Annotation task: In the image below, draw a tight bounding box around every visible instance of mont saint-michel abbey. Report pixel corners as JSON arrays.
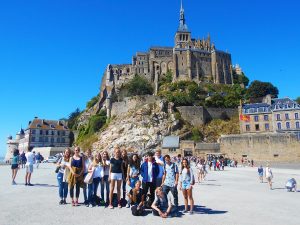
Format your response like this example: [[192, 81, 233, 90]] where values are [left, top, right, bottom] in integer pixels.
[[103, 1, 233, 98]]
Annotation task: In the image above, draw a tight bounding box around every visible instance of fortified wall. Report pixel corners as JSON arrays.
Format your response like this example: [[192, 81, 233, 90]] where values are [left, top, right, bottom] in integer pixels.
[[111, 96, 163, 117], [220, 133, 300, 162], [177, 106, 237, 126]]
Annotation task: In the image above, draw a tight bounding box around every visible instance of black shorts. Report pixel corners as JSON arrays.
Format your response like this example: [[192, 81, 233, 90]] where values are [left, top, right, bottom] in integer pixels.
[[11, 164, 18, 169]]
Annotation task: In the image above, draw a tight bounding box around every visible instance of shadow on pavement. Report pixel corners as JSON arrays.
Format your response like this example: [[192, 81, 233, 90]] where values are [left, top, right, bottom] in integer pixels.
[[198, 184, 221, 187], [33, 183, 58, 188], [272, 188, 285, 190], [178, 205, 227, 215]]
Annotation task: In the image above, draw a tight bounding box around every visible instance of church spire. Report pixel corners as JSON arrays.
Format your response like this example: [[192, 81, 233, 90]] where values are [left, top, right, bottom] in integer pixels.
[[178, 0, 188, 32]]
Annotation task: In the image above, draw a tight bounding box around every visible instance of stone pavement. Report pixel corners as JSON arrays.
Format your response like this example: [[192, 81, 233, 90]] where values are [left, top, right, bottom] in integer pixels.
[[0, 164, 299, 225]]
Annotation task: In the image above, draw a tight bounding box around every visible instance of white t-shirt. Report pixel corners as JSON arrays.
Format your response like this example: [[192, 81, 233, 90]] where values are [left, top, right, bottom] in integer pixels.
[[93, 165, 104, 178], [147, 162, 153, 182], [155, 156, 164, 178], [25, 152, 35, 166], [103, 160, 110, 176]]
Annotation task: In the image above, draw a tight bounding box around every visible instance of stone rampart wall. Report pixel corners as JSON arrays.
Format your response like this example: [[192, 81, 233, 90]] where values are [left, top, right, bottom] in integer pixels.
[[220, 133, 300, 162]]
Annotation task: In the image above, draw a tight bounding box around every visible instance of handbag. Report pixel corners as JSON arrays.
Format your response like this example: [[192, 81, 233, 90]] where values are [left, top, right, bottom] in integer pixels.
[[55, 158, 62, 173], [84, 168, 95, 184], [55, 166, 60, 173]]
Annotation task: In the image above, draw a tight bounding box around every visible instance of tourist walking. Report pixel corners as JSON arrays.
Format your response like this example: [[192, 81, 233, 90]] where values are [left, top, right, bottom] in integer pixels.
[[56, 148, 71, 205], [101, 151, 110, 206], [140, 152, 159, 205], [25, 148, 35, 186], [126, 153, 141, 208], [11, 149, 19, 185], [196, 161, 205, 183], [35, 152, 42, 169], [179, 158, 195, 214], [68, 147, 84, 206], [154, 149, 164, 187], [128, 181, 145, 216], [258, 165, 264, 183], [151, 187, 177, 218], [265, 164, 273, 190], [20, 151, 26, 168], [109, 148, 124, 209], [161, 155, 179, 209]]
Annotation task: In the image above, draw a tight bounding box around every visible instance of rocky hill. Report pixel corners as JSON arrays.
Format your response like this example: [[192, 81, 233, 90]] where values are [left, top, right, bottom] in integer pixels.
[[92, 99, 190, 152]]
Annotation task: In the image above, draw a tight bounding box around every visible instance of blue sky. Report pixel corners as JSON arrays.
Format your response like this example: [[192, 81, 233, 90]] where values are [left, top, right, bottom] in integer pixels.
[[0, 0, 299, 157]]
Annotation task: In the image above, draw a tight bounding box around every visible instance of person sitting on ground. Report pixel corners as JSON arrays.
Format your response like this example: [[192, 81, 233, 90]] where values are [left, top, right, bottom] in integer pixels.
[[128, 181, 145, 216], [285, 178, 297, 192], [151, 187, 177, 218]]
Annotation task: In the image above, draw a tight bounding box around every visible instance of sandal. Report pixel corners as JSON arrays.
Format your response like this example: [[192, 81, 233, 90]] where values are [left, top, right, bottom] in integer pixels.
[[72, 200, 75, 207], [118, 204, 122, 208], [75, 200, 79, 206], [109, 204, 114, 209]]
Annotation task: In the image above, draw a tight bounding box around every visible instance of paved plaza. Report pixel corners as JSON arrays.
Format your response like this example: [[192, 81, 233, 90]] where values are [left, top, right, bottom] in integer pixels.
[[0, 163, 299, 225]]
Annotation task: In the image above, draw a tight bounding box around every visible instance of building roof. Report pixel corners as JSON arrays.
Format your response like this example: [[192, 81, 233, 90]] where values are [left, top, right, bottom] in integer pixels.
[[242, 97, 300, 114], [243, 103, 270, 110], [28, 119, 69, 131], [271, 98, 300, 110], [161, 136, 180, 149]]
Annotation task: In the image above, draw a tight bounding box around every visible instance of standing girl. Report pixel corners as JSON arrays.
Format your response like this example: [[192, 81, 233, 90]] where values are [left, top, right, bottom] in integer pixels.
[[68, 147, 84, 206], [126, 153, 140, 207], [109, 148, 124, 209], [87, 152, 103, 207], [11, 149, 19, 185], [56, 148, 71, 204], [101, 151, 110, 206], [179, 158, 195, 214], [121, 148, 129, 201]]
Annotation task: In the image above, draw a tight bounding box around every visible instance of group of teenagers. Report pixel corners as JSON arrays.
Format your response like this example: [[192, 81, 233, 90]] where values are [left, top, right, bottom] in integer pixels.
[[56, 147, 195, 217]]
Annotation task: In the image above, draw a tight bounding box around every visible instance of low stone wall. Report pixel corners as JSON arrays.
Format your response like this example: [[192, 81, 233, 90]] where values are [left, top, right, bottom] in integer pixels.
[[220, 133, 300, 162], [194, 143, 220, 156], [111, 95, 161, 117], [32, 147, 73, 159], [177, 106, 237, 126]]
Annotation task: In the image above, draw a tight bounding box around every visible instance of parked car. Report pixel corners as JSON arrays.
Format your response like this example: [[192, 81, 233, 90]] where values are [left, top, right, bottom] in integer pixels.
[[44, 156, 58, 163]]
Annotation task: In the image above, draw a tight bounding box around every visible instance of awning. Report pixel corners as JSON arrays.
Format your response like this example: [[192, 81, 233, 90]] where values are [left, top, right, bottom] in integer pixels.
[[162, 136, 180, 149]]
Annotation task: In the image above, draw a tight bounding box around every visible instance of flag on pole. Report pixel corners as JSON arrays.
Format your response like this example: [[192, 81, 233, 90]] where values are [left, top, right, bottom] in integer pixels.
[[240, 114, 250, 122]]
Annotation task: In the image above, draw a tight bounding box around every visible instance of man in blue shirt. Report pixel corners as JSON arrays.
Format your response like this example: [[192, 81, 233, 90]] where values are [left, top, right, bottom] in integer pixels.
[[161, 155, 179, 209]]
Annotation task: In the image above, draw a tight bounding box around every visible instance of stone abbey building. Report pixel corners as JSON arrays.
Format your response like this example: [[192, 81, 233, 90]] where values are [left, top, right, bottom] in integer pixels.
[[102, 0, 233, 101]]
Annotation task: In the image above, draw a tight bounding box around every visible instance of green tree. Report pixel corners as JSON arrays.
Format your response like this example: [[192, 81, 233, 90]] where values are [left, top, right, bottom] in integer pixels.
[[295, 97, 300, 105], [126, 75, 154, 96], [246, 80, 279, 98], [86, 95, 99, 109], [68, 108, 81, 130], [233, 71, 250, 87]]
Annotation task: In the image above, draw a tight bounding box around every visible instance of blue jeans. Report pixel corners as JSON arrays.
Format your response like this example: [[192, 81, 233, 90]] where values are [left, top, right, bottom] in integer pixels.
[[93, 177, 101, 199], [83, 173, 88, 202], [101, 175, 110, 203], [88, 183, 94, 204], [57, 172, 68, 199]]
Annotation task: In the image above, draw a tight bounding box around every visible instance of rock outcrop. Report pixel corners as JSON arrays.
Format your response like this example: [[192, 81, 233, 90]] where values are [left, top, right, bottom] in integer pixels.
[[92, 99, 189, 153]]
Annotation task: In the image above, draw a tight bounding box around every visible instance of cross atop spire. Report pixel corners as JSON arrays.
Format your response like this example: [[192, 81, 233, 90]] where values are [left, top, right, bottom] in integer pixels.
[[178, 0, 188, 32]]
